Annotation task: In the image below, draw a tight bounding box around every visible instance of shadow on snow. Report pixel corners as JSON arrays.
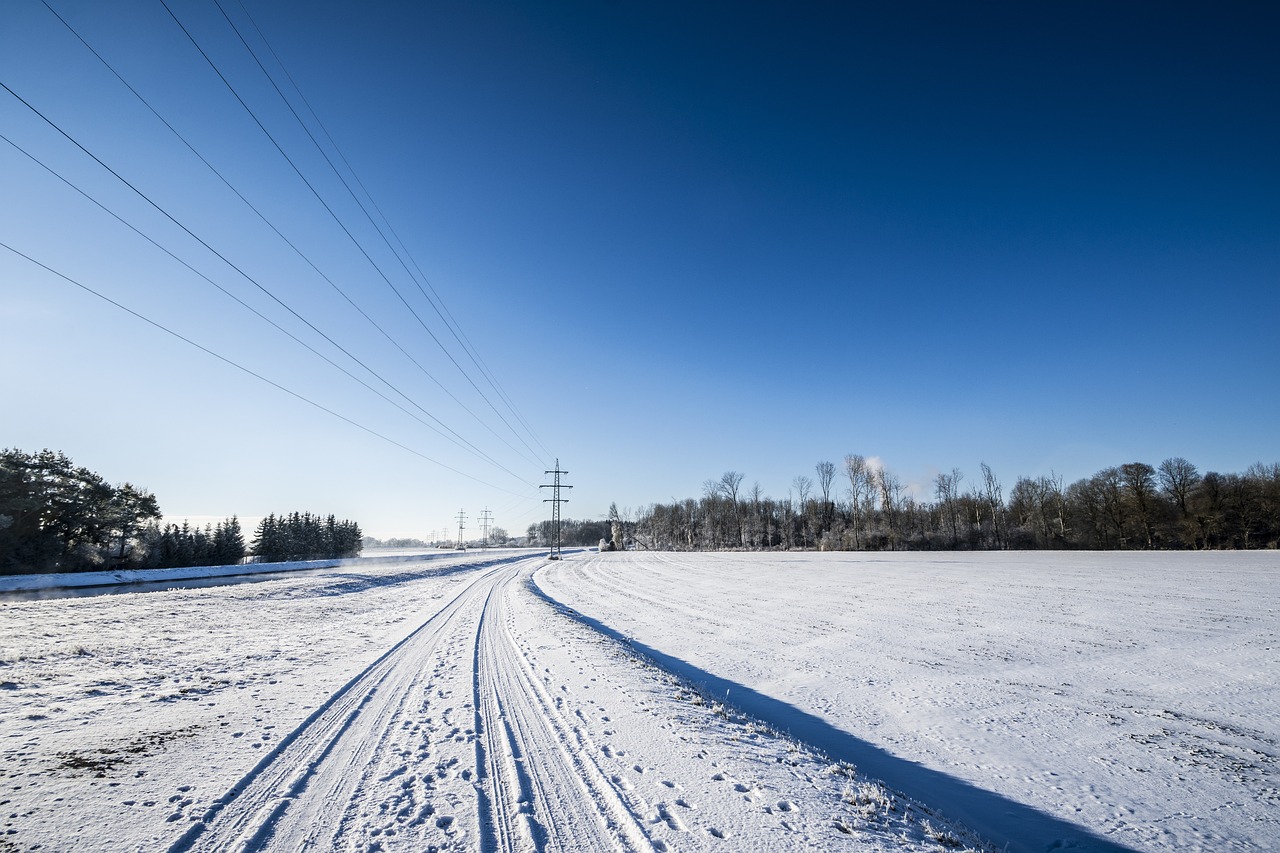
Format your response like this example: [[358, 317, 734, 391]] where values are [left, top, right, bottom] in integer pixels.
[[529, 574, 1140, 853]]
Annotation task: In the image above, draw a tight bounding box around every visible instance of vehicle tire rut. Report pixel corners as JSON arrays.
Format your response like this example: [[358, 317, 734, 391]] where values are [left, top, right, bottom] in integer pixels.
[[168, 554, 655, 853]]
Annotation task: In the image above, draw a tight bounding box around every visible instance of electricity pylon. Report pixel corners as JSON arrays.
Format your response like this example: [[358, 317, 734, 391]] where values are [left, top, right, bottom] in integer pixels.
[[480, 507, 493, 550], [540, 459, 571, 560]]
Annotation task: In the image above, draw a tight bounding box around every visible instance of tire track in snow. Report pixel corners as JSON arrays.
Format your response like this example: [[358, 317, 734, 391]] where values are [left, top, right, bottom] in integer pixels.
[[168, 556, 530, 853], [474, 567, 657, 852], [167, 554, 658, 853]]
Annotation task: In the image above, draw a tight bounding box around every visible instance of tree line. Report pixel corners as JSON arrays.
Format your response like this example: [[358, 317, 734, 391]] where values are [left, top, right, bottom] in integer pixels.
[[0, 448, 359, 574], [251, 513, 362, 563], [525, 517, 614, 548], [627, 456, 1280, 552]]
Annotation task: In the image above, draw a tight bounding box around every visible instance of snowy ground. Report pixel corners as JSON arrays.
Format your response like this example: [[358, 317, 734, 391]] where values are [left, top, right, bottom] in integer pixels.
[[539, 551, 1280, 853], [1, 551, 991, 852], [0, 547, 529, 593]]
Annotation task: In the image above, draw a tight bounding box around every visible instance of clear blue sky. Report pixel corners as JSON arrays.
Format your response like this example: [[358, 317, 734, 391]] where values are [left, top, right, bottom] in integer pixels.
[[3, 1, 1277, 539]]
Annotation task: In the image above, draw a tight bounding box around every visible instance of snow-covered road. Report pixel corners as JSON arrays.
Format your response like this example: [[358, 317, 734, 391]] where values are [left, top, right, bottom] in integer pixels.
[[1, 553, 984, 852]]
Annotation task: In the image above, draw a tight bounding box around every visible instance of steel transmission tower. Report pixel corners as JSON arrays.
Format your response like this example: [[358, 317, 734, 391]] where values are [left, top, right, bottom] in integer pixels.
[[455, 509, 467, 550], [479, 507, 493, 550], [540, 459, 572, 560]]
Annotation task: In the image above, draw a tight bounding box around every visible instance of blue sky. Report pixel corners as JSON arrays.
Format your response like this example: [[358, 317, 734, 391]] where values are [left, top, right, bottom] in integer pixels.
[[3, 1, 1277, 539]]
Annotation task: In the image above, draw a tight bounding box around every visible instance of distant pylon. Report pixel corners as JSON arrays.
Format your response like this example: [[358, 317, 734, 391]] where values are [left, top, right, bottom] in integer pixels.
[[540, 459, 572, 560], [480, 507, 493, 550], [455, 509, 467, 549]]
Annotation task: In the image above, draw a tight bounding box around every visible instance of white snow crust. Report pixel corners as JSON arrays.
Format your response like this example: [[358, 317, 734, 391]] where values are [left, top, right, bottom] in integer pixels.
[[2, 551, 994, 852], [0, 548, 527, 593], [538, 551, 1279, 852]]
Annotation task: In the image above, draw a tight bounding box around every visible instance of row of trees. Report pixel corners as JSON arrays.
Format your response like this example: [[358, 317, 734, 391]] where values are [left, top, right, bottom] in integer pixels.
[[1, 448, 360, 573], [629, 457, 1280, 552], [139, 518, 247, 568], [1, 448, 161, 573], [526, 517, 613, 548], [251, 512, 362, 562]]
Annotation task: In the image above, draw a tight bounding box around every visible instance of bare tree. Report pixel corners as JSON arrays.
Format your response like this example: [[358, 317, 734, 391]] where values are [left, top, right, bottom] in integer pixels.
[[1158, 457, 1200, 518], [980, 462, 1005, 549], [814, 460, 836, 536], [1096, 467, 1128, 548], [1247, 462, 1280, 545], [746, 481, 764, 548], [1120, 462, 1158, 549], [719, 471, 745, 547], [876, 468, 904, 548], [934, 467, 964, 546], [844, 454, 872, 549], [792, 475, 812, 548]]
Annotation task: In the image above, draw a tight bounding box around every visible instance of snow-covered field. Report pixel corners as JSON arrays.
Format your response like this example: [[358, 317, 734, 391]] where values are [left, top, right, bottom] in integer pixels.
[[540, 551, 1280, 852], [0, 551, 1274, 852], [1, 551, 985, 852]]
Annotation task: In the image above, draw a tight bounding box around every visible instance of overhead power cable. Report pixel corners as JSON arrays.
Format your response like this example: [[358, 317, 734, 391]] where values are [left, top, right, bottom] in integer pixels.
[[0, 78, 534, 487], [159, 0, 547, 467], [0, 239, 530, 497], [0, 130, 533, 488], [228, 0, 554, 464], [39, 0, 541, 472], [32, 3, 538, 485]]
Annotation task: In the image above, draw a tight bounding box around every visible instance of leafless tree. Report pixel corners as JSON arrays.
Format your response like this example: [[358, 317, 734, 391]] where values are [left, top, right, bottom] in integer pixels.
[[876, 468, 904, 548], [844, 454, 870, 549], [745, 481, 764, 548], [814, 460, 836, 534], [1096, 467, 1128, 548], [934, 467, 964, 546], [792, 475, 812, 547], [1120, 462, 1159, 549], [1157, 457, 1200, 518], [719, 471, 745, 546], [980, 462, 1005, 549]]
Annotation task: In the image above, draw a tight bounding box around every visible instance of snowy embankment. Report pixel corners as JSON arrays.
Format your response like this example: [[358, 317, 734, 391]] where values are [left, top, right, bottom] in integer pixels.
[[0, 550, 990, 852], [0, 547, 534, 593], [538, 551, 1280, 853]]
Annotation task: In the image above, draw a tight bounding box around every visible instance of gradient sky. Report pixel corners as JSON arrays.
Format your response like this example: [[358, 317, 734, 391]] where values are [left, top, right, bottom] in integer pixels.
[[3, 1, 1277, 539]]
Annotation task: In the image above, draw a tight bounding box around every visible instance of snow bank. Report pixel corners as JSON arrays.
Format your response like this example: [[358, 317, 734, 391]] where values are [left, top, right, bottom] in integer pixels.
[[0, 547, 534, 593]]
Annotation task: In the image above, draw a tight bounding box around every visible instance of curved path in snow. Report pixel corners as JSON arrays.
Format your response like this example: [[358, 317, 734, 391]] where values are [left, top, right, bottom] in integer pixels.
[[168, 556, 655, 853]]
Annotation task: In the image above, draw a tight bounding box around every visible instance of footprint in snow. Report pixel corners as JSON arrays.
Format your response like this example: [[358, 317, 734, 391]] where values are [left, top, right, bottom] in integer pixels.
[[657, 802, 687, 832], [611, 774, 633, 791]]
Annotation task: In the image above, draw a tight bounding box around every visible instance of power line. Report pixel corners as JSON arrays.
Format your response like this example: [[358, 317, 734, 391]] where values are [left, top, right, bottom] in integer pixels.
[[228, 0, 554, 465], [34, 0, 538, 482], [0, 129, 533, 487], [160, 0, 547, 468], [218, 0, 551, 467], [0, 239, 529, 497]]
